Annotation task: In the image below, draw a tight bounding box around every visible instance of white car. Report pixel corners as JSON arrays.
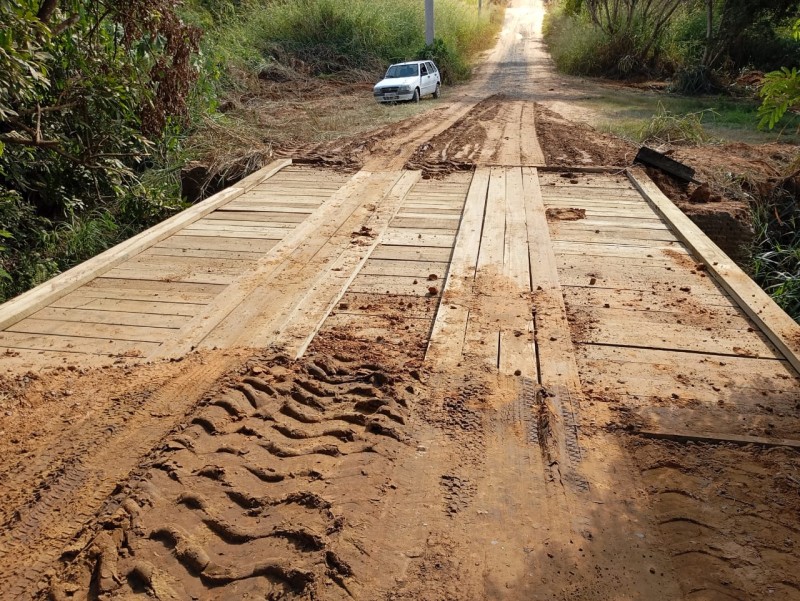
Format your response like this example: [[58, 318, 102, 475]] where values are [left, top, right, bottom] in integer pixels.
[[373, 60, 441, 103]]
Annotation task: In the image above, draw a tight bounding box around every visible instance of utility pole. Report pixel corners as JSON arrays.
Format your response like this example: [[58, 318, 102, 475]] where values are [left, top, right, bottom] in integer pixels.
[[425, 0, 434, 45]]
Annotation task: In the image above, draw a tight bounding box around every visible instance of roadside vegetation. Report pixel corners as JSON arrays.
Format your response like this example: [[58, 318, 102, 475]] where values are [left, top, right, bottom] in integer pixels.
[[544, 0, 800, 320], [0, 0, 503, 303]]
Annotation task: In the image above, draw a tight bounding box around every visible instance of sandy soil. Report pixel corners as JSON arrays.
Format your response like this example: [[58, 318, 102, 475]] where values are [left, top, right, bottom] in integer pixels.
[[0, 1, 798, 600]]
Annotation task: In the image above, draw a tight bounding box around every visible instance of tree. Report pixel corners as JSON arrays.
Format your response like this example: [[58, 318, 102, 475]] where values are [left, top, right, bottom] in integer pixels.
[[758, 19, 800, 131], [0, 0, 202, 216]]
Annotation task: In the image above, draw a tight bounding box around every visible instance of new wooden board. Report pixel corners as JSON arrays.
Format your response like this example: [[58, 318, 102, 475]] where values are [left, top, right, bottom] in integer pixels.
[[390, 218, 461, 230], [204, 211, 308, 223], [380, 231, 456, 248], [360, 259, 449, 279], [88, 278, 225, 295], [50, 296, 205, 317], [426, 168, 489, 366], [155, 235, 279, 253], [31, 307, 189, 329], [144, 247, 265, 261], [370, 245, 454, 263], [8, 318, 176, 344], [562, 286, 736, 315], [0, 331, 160, 356], [477, 166, 507, 271]]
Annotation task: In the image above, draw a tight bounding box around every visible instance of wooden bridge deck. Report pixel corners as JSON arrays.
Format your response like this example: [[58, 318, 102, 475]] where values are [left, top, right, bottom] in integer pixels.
[[1, 161, 798, 441]]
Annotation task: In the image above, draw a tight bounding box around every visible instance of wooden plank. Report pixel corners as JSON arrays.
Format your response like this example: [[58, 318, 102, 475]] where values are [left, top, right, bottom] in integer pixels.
[[578, 345, 798, 392], [552, 240, 690, 260], [225, 201, 318, 217], [144, 247, 265, 261], [0, 331, 160, 356], [551, 217, 670, 232], [543, 205, 658, 219], [360, 259, 448, 279], [634, 147, 696, 182], [426, 168, 489, 366], [629, 168, 800, 374], [191, 219, 296, 230], [523, 167, 588, 489], [380, 231, 456, 248], [88, 278, 225, 295], [52, 287, 215, 305], [370, 245, 453, 262], [8, 317, 173, 344], [504, 166, 531, 290], [572, 313, 776, 358], [566, 301, 754, 331], [562, 286, 736, 315], [50, 296, 205, 316], [102, 268, 235, 287], [549, 227, 680, 244], [253, 180, 342, 189], [248, 187, 335, 197], [205, 210, 308, 223], [156, 235, 278, 253], [335, 292, 440, 320], [171, 229, 286, 240], [556, 266, 727, 297], [390, 217, 460, 230], [32, 307, 189, 329], [477, 166, 507, 271], [520, 101, 545, 165], [396, 209, 464, 217], [124, 254, 256, 270], [347, 274, 440, 297], [636, 429, 800, 450], [0, 159, 291, 331], [555, 252, 715, 273]]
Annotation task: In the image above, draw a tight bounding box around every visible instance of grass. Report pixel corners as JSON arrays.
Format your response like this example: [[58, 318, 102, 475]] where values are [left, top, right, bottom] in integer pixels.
[[202, 0, 503, 86], [750, 178, 800, 321], [579, 91, 800, 145]]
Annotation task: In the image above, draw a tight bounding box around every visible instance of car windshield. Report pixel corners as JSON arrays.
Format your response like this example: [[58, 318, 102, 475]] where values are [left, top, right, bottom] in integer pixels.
[[385, 64, 419, 78]]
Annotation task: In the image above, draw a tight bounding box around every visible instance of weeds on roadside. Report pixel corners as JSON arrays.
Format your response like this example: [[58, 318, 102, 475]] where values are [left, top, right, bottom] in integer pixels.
[[750, 172, 800, 321], [638, 103, 713, 145]]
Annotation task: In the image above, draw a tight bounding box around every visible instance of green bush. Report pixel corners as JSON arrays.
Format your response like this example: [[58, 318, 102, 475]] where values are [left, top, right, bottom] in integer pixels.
[[203, 0, 501, 84]]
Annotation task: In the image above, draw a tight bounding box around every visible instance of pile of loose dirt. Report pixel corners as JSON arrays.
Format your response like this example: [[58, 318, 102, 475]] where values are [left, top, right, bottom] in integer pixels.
[[535, 105, 638, 167], [405, 95, 503, 176]]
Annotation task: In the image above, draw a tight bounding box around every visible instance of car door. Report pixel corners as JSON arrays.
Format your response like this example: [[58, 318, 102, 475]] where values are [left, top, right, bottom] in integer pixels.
[[419, 63, 431, 95], [428, 62, 440, 86]]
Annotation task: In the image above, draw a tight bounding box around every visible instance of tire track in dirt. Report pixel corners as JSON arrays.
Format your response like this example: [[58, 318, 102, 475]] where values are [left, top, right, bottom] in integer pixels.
[[0, 352, 244, 600], [47, 349, 419, 600], [632, 440, 800, 600]]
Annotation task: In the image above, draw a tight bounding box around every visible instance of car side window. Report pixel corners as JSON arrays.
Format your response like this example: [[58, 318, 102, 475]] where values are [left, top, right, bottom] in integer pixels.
[[427, 62, 436, 73], [420, 64, 428, 76]]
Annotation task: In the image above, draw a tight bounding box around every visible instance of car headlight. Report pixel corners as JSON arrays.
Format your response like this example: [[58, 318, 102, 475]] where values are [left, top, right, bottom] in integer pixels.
[[398, 85, 412, 93]]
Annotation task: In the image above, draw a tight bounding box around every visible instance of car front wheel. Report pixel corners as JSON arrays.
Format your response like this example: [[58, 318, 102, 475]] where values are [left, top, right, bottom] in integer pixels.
[[433, 83, 441, 99], [412, 88, 420, 103]]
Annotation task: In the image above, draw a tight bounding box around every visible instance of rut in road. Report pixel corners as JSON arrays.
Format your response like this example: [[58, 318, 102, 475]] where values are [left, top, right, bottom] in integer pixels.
[[47, 346, 421, 600]]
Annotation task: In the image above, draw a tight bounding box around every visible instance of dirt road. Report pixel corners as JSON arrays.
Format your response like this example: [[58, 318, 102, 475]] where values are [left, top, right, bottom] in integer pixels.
[[1, 1, 799, 600]]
